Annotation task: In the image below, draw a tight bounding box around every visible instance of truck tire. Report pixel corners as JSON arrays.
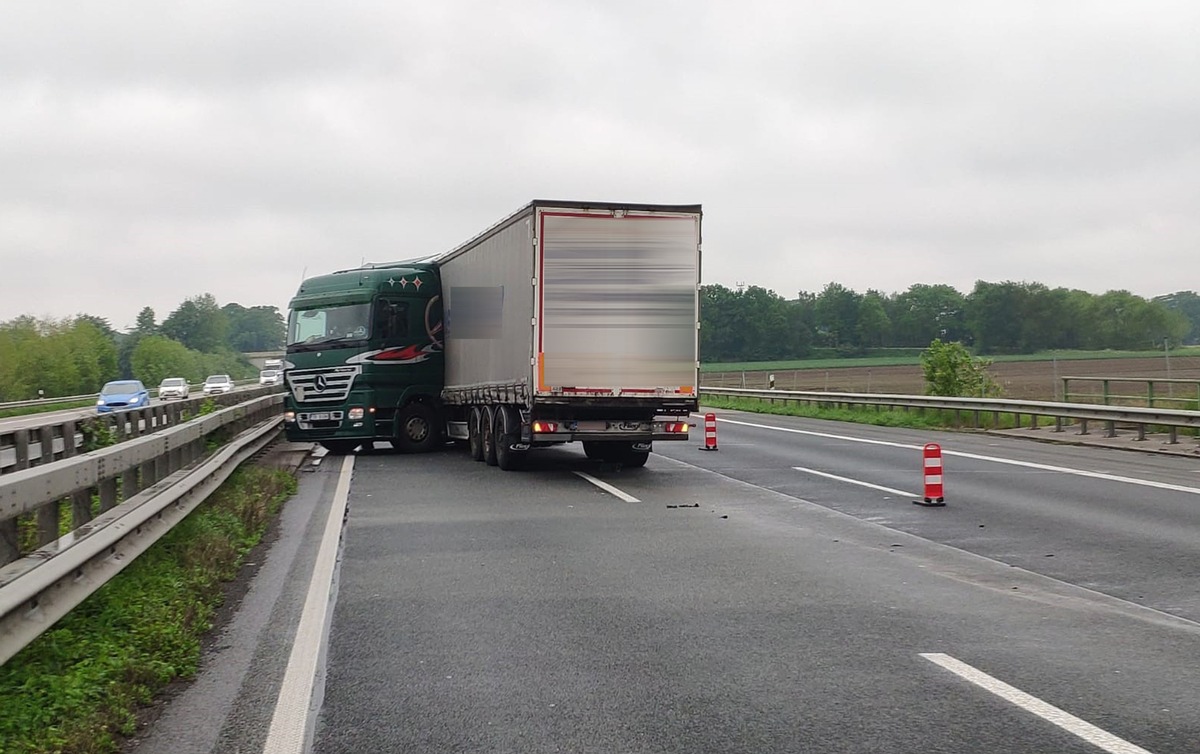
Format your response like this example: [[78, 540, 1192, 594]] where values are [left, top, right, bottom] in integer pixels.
[[494, 405, 523, 471], [394, 402, 438, 453], [482, 406, 498, 466], [468, 406, 485, 461], [321, 440, 359, 455], [619, 447, 650, 468], [582, 441, 605, 460]]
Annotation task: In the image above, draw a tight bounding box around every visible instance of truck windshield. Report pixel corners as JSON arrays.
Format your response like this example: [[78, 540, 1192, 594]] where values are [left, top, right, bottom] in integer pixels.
[[287, 303, 372, 349]]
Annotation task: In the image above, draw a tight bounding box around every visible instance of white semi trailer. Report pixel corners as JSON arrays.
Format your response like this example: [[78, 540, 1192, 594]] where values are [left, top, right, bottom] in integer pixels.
[[437, 200, 702, 470]]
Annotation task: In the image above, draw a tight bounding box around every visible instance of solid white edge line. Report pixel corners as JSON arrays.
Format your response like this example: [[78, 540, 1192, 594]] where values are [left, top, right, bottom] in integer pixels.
[[574, 471, 640, 503], [792, 466, 917, 498], [719, 417, 1200, 496], [920, 653, 1155, 754], [262, 454, 355, 754]]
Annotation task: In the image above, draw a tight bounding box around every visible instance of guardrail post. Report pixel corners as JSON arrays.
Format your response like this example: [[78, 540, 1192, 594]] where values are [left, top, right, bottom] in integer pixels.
[[38, 425, 54, 466], [37, 500, 59, 547], [99, 476, 119, 512], [1054, 416, 1063, 432], [72, 489, 94, 527], [1168, 427, 1178, 445], [122, 466, 140, 500], [61, 420, 76, 459], [141, 458, 157, 487], [1079, 419, 1090, 435], [14, 429, 30, 469], [1147, 382, 1155, 408], [1105, 420, 1117, 438], [1136, 423, 1146, 441], [1102, 379, 1110, 405], [0, 520, 16, 565]]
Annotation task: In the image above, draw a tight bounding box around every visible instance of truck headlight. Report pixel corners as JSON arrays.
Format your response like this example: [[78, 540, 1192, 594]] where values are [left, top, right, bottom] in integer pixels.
[[348, 407, 365, 420]]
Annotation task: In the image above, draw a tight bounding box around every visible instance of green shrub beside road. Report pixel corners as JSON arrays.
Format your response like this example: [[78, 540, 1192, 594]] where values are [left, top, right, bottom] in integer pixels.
[[0, 467, 297, 754]]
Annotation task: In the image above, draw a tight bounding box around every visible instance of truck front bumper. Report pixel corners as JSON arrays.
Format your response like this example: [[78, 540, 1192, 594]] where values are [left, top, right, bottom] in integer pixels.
[[284, 407, 377, 439]]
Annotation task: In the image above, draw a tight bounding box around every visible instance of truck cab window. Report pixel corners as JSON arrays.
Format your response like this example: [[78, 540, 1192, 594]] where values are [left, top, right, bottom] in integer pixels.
[[375, 299, 410, 344]]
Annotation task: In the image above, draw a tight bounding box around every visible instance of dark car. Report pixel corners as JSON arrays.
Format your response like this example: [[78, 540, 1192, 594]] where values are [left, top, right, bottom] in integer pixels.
[[97, 380, 150, 413]]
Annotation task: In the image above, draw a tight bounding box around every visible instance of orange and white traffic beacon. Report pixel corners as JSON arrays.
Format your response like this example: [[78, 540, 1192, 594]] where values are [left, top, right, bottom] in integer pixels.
[[914, 443, 946, 506]]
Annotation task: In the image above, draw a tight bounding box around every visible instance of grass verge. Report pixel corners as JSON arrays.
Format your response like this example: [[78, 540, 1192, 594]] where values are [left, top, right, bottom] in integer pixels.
[[0, 466, 298, 754]]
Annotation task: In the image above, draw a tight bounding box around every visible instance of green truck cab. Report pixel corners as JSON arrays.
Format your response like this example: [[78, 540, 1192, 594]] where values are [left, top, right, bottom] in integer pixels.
[[283, 263, 444, 454]]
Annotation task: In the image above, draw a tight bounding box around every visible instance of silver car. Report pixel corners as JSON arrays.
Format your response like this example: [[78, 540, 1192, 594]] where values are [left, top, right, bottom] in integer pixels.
[[202, 374, 234, 395], [158, 377, 190, 400]]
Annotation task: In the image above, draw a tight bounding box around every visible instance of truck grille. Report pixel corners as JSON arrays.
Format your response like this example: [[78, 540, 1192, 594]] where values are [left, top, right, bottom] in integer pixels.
[[287, 366, 361, 403]]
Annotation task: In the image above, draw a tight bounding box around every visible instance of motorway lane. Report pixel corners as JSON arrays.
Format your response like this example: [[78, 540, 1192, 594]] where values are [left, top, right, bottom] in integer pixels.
[[652, 410, 1200, 623], [0, 404, 96, 432], [306, 445, 1200, 753]]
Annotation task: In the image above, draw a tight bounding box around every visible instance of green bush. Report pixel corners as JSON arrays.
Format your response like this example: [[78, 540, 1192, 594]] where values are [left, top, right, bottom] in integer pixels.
[[920, 339, 1001, 398]]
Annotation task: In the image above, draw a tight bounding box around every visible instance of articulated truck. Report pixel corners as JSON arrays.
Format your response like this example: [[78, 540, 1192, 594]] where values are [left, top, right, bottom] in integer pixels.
[[283, 200, 702, 469]]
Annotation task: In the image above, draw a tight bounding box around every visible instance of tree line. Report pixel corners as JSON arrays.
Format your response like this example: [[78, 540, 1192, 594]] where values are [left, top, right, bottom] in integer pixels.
[[0, 295, 285, 401], [701, 281, 1200, 363]]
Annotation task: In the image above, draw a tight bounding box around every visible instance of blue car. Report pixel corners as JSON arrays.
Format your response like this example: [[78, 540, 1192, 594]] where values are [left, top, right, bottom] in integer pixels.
[[96, 380, 150, 413]]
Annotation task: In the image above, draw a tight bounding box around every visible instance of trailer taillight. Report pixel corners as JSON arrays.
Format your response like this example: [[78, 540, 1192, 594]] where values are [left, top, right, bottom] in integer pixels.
[[663, 422, 689, 433], [532, 421, 558, 433]]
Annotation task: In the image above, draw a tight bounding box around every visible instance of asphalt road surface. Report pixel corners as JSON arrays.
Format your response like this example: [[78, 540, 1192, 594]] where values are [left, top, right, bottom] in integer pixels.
[[131, 413, 1200, 753]]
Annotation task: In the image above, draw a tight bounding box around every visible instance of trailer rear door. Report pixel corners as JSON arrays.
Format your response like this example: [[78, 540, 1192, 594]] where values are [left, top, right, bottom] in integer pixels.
[[535, 208, 699, 398]]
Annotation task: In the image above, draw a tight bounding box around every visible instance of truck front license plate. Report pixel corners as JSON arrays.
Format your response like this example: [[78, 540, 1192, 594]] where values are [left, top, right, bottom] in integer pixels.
[[309, 412, 331, 421]]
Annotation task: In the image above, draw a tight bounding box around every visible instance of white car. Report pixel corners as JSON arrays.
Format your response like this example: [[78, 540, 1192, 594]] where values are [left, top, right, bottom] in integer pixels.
[[202, 374, 234, 395], [158, 377, 190, 400], [259, 369, 283, 386]]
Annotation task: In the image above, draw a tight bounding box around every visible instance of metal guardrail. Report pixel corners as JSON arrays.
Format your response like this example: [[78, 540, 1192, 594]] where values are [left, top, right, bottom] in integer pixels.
[[0, 378, 262, 412], [701, 387, 1200, 444], [0, 385, 282, 475], [0, 394, 284, 665]]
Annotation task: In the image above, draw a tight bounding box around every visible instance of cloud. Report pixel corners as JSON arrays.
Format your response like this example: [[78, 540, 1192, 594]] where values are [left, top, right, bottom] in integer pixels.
[[2, 1, 1198, 329]]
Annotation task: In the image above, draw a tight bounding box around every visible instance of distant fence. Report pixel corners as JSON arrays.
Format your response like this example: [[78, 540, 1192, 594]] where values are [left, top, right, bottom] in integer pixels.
[[700, 387, 1200, 445], [1062, 377, 1200, 409]]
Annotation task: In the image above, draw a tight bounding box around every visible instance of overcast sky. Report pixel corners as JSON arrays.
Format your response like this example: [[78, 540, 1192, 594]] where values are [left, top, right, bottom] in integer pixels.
[[2, 1, 1197, 330]]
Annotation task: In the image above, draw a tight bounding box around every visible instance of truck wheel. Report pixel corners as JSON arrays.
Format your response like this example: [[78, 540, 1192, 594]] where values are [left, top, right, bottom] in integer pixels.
[[582, 441, 605, 460], [468, 406, 485, 461], [494, 405, 523, 471], [321, 440, 359, 455], [394, 402, 438, 453], [482, 406, 498, 466], [619, 448, 650, 468]]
